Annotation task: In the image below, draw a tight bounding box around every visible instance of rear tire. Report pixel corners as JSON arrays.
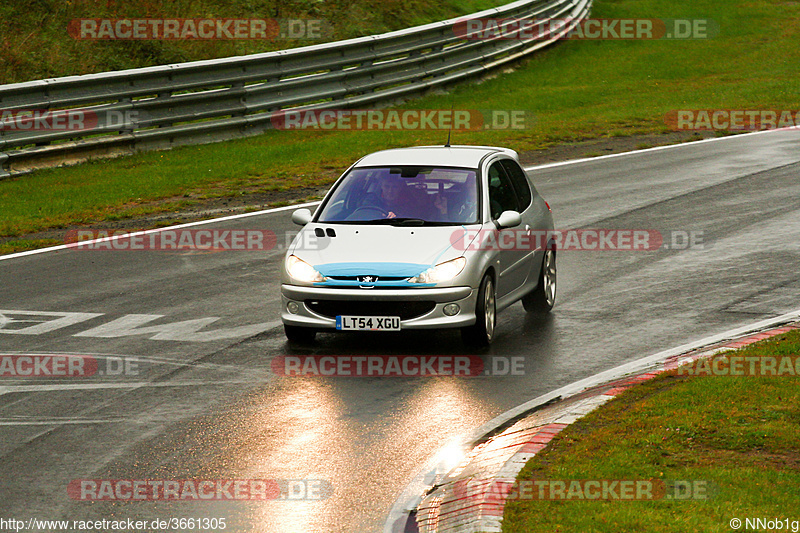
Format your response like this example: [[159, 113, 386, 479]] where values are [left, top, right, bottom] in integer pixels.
[[522, 247, 556, 313], [461, 274, 496, 347], [284, 324, 316, 343]]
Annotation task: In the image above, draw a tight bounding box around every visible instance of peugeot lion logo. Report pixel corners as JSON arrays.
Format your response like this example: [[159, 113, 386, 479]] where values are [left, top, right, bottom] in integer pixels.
[[358, 275, 378, 287]]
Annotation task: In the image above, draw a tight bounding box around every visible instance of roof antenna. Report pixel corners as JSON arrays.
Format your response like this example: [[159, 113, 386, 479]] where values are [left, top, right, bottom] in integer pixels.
[[445, 98, 454, 147]]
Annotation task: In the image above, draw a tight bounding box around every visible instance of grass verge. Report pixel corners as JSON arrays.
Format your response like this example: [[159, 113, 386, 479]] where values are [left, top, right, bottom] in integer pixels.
[[0, 0, 501, 83], [502, 328, 800, 532], [1, 0, 799, 246]]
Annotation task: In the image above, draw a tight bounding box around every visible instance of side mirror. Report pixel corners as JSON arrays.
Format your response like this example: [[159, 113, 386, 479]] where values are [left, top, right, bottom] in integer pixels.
[[291, 208, 313, 226], [496, 210, 522, 229]]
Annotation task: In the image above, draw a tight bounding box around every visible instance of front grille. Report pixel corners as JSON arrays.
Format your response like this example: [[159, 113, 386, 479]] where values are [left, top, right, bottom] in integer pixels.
[[305, 300, 436, 320], [326, 276, 409, 282]]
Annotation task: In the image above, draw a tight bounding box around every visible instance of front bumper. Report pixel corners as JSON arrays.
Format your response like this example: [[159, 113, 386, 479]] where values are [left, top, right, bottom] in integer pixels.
[[281, 284, 477, 330]]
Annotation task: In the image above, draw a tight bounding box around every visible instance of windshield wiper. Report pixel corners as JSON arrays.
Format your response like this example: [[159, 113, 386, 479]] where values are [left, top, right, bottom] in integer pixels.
[[359, 218, 427, 226]]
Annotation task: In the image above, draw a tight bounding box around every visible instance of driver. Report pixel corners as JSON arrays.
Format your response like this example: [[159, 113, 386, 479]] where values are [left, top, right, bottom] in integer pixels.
[[375, 176, 427, 219]]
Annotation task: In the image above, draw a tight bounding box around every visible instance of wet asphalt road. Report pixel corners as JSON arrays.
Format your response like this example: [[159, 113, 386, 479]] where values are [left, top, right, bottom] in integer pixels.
[[1, 130, 799, 532]]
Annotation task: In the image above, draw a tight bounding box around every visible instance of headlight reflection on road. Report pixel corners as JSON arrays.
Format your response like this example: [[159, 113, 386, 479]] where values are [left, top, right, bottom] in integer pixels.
[[389, 379, 492, 486], [241, 367, 494, 532], [247, 379, 349, 533]]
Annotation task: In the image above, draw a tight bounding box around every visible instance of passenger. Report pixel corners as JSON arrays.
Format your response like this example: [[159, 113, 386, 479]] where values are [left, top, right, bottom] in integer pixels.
[[441, 179, 478, 223]]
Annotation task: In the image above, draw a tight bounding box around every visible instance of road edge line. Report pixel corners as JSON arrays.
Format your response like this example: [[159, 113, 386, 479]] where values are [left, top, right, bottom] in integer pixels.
[[0, 201, 322, 262]]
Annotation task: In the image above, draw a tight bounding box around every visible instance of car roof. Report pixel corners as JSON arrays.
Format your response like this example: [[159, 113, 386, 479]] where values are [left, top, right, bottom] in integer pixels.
[[353, 145, 518, 169]]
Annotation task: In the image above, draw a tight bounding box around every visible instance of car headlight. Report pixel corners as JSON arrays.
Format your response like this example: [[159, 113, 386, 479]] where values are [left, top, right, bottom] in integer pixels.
[[286, 255, 326, 283], [410, 257, 466, 284]]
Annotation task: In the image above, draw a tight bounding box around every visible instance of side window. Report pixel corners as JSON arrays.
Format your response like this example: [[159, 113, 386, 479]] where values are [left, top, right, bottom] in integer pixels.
[[500, 159, 532, 211], [487, 162, 518, 220]]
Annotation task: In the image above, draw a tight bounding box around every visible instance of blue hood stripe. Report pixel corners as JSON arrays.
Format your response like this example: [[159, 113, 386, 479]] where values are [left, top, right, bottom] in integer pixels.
[[315, 262, 431, 278]]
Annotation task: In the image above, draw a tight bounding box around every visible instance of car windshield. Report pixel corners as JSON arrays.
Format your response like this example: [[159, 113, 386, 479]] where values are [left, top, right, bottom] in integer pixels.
[[316, 166, 479, 225]]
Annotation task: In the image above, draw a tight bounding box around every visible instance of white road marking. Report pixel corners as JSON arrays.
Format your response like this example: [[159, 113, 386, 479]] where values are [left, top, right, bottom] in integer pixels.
[[0, 351, 258, 371], [0, 201, 321, 261], [523, 127, 798, 171], [0, 418, 128, 426], [0, 310, 103, 335], [0, 309, 282, 341], [74, 314, 282, 341], [3, 128, 797, 264], [0, 379, 268, 396]]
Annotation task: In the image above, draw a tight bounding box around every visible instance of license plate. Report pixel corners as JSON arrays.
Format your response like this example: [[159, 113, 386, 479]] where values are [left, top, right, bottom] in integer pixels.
[[336, 316, 401, 331]]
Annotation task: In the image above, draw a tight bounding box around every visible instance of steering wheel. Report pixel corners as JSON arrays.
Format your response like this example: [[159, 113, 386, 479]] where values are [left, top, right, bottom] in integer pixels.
[[348, 206, 389, 220]]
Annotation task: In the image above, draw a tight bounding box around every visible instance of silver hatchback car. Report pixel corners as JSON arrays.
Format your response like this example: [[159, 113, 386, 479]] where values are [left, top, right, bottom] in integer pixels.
[[280, 145, 556, 346]]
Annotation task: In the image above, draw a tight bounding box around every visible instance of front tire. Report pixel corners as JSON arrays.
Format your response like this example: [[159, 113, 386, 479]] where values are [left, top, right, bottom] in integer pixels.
[[461, 274, 496, 347], [522, 247, 556, 313], [284, 324, 316, 343]]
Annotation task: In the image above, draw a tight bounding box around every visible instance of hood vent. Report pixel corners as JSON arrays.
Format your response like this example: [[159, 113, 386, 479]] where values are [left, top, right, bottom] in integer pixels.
[[314, 227, 337, 237]]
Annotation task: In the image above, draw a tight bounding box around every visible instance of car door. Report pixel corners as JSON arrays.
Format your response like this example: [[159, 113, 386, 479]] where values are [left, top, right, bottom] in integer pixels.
[[500, 158, 546, 284], [486, 159, 528, 299], [502, 159, 551, 286]]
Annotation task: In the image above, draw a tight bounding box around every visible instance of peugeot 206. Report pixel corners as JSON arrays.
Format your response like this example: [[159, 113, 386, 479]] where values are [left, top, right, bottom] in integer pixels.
[[280, 145, 556, 346]]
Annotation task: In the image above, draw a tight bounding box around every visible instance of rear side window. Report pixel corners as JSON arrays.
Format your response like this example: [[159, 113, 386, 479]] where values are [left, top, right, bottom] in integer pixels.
[[487, 162, 518, 219], [500, 159, 532, 211]]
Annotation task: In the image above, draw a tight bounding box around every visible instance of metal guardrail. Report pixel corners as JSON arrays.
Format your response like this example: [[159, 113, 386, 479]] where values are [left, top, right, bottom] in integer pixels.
[[0, 0, 591, 178]]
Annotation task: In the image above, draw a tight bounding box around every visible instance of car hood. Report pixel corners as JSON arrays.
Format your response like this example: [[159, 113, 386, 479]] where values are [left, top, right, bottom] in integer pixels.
[[290, 223, 480, 276]]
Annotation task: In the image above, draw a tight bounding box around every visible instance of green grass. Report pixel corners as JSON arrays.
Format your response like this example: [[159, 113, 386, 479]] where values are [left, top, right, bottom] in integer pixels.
[[502, 329, 800, 532], [1, 0, 799, 241], [0, 0, 503, 84]]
